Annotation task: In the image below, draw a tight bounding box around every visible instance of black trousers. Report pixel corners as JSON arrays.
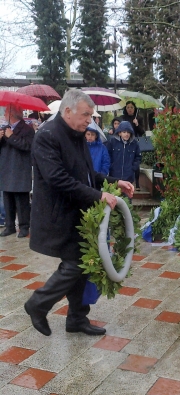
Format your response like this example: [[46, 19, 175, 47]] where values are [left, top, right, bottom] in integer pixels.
[[135, 167, 140, 188], [27, 260, 90, 325], [3, 191, 30, 231]]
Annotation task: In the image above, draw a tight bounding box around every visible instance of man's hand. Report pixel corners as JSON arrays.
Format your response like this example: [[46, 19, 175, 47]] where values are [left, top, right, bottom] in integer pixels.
[[117, 180, 134, 198], [101, 192, 117, 209], [4, 127, 13, 138]]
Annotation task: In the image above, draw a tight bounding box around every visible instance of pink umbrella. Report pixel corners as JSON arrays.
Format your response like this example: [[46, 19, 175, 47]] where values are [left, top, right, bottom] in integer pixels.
[[17, 84, 61, 103], [81, 87, 122, 112]]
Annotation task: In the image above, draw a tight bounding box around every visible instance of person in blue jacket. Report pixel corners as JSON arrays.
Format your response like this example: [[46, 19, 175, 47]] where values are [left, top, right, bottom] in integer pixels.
[[85, 123, 110, 176], [106, 121, 141, 183]]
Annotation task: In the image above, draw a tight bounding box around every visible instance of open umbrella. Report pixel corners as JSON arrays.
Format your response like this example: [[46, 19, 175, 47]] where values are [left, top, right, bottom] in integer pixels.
[[92, 110, 101, 117], [81, 87, 122, 112], [41, 100, 62, 114], [0, 91, 50, 111], [118, 90, 164, 109], [17, 84, 61, 103]]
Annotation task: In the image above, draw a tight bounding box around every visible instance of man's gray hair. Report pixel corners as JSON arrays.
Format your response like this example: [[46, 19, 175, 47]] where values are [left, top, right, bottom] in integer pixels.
[[59, 89, 94, 115], [7, 104, 23, 120]]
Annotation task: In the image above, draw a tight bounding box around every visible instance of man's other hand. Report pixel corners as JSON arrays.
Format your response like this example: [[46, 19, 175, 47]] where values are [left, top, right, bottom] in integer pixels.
[[117, 180, 134, 198]]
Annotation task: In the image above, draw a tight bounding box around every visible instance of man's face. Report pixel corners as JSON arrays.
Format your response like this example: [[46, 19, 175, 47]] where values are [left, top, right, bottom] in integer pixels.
[[64, 101, 93, 132]]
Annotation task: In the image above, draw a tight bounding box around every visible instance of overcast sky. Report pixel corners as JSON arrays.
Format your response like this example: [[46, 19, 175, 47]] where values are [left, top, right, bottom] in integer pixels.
[[0, 0, 128, 79], [1, 0, 39, 78]]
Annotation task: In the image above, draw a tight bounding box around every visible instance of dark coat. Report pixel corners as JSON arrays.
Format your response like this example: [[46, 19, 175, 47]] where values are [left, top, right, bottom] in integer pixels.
[[106, 135, 141, 183], [30, 113, 117, 261], [0, 120, 35, 192], [119, 106, 145, 137]]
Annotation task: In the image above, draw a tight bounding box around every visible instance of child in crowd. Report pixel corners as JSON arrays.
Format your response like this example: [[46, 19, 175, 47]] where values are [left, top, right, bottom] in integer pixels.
[[85, 123, 110, 176], [108, 117, 121, 135], [119, 101, 145, 190], [106, 121, 141, 185]]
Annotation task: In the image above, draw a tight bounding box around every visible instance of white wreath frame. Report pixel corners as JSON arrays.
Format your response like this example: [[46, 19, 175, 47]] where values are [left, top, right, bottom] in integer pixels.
[[98, 196, 134, 282]]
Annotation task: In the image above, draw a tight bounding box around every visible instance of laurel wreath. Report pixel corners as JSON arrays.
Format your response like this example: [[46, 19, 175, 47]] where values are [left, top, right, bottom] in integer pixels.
[[77, 180, 141, 299]]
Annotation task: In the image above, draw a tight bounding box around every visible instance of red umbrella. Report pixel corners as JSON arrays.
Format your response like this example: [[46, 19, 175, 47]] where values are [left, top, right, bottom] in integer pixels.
[[81, 87, 122, 111], [0, 91, 50, 111], [17, 84, 61, 103]]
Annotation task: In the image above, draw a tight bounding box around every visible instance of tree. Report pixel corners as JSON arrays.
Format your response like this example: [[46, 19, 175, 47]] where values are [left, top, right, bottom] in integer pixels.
[[0, 0, 35, 76], [31, 0, 67, 94], [155, 1, 180, 104], [0, 38, 17, 77], [0, 0, 123, 85], [119, 0, 180, 104], [72, 0, 111, 87], [121, 0, 158, 96], [14, 0, 78, 79]]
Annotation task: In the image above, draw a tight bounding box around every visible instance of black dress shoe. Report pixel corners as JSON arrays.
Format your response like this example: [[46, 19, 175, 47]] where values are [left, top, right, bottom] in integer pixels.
[[18, 230, 29, 238], [0, 228, 16, 237], [24, 302, 51, 336], [66, 322, 106, 336]]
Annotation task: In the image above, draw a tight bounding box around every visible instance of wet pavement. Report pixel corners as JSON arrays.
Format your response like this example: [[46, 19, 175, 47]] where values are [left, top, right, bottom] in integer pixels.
[[0, 212, 180, 395]]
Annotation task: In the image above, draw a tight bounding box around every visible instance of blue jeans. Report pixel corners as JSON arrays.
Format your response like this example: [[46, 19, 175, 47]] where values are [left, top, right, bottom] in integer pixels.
[[0, 191, 5, 226]]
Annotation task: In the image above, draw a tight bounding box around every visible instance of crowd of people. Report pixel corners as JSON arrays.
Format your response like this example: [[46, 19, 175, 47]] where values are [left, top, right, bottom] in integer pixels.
[[0, 89, 145, 337], [0, 96, 145, 240]]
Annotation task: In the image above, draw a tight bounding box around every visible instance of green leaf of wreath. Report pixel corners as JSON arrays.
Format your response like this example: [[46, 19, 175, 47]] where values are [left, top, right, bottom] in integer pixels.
[[77, 181, 141, 299]]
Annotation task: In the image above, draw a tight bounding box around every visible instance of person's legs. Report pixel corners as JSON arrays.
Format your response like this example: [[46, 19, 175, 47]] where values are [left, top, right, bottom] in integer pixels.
[[135, 166, 140, 190], [26, 260, 83, 314], [15, 192, 30, 236], [0, 192, 5, 226], [25, 260, 85, 335], [66, 274, 90, 326], [25, 259, 106, 336], [0, 192, 16, 235], [65, 275, 105, 335]]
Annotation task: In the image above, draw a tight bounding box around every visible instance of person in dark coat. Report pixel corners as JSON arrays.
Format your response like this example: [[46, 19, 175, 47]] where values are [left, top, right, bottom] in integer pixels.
[[0, 105, 35, 238], [119, 101, 145, 190], [106, 121, 141, 183], [85, 123, 110, 175], [24, 89, 134, 337]]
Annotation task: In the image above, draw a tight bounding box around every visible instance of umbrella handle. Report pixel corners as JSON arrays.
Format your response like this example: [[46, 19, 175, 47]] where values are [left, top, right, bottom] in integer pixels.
[[135, 108, 139, 118], [98, 196, 134, 282]]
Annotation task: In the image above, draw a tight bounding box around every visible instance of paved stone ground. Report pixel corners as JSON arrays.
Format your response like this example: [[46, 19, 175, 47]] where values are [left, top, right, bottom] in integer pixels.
[[0, 212, 180, 395]]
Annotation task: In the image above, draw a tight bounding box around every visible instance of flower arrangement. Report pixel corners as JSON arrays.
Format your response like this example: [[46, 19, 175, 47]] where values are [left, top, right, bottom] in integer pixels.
[[77, 180, 141, 299], [144, 109, 180, 243]]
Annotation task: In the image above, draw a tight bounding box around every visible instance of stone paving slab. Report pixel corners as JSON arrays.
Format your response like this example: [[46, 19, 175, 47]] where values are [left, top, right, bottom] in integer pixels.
[[0, 223, 180, 395]]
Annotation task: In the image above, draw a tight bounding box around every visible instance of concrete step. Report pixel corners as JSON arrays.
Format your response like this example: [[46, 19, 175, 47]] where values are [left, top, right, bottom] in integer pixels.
[[132, 196, 161, 208], [132, 185, 161, 208], [133, 190, 151, 199]]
